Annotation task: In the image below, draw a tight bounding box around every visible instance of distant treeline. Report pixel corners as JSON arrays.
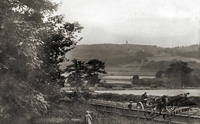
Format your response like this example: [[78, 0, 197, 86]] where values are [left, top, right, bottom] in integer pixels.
[[138, 61, 200, 88], [140, 60, 200, 71]]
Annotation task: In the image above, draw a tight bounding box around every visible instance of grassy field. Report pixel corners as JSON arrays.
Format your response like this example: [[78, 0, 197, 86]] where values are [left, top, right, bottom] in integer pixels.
[[147, 56, 200, 63], [35, 91, 200, 124], [34, 96, 164, 124]]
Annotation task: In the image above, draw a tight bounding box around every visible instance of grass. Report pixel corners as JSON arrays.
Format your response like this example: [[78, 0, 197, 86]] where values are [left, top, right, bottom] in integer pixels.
[[33, 93, 166, 124], [147, 56, 200, 63], [32, 91, 200, 124]]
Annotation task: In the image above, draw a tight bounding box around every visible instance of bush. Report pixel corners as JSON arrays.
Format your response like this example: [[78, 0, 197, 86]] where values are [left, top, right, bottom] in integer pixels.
[[122, 84, 133, 88], [94, 93, 141, 102], [0, 77, 49, 124], [104, 84, 113, 88]]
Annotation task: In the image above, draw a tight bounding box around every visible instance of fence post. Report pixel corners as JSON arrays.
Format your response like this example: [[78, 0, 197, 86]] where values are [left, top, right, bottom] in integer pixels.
[[104, 103, 106, 113], [123, 105, 126, 116], [114, 103, 116, 114]]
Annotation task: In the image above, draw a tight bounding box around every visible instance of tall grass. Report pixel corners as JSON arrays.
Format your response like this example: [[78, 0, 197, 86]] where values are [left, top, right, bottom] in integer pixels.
[[34, 92, 165, 124]]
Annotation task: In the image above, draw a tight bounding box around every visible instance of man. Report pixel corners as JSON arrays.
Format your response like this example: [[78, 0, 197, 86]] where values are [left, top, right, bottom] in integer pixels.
[[84, 111, 92, 124], [141, 92, 148, 106], [183, 92, 190, 103], [128, 101, 133, 109], [160, 95, 168, 112]]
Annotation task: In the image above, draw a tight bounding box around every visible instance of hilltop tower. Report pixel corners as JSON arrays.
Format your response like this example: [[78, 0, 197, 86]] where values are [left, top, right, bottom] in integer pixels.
[[126, 40, 128, 44]]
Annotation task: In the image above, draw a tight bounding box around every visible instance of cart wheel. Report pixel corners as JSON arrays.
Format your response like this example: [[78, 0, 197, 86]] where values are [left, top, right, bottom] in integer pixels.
[[163, 112, 175, 119], [137, 102, 145, 110], [163, 113, 170, 119], [144, 110, 155, 119]]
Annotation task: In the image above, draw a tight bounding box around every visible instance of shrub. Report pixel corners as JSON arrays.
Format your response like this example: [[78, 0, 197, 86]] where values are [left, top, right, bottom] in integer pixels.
[[104, 84, 113, 88], [122, 84, 133, 88], [0, 77, 49, 124]]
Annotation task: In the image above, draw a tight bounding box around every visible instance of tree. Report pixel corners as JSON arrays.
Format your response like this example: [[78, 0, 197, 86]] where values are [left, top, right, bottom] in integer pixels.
[[65, 59, 106, 89], [0, 0, 83, 123], [85, 59, 106, 86], [165, 62, 193, 77], [165, 61, 193, 87], [0, 0, 58, 79], [134, 51, 150, 63], [65, 59, 86, 88], [38, 18, 83, 87], [155, 70, 165, 78], [0, 0, 57, 123], [132, 75, 139, 84]]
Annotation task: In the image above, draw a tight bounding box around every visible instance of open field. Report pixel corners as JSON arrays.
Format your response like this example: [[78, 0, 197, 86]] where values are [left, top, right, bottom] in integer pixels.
[[147, 56, 200, 63], [35, 94, 166, 124]]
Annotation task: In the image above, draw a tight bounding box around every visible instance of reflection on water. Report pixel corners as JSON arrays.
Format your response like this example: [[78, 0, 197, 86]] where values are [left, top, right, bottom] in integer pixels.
[[95, 89, 200, 96]]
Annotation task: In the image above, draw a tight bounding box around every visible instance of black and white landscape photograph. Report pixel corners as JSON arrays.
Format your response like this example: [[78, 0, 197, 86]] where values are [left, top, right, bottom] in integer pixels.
[[1, 0, 200, 124]]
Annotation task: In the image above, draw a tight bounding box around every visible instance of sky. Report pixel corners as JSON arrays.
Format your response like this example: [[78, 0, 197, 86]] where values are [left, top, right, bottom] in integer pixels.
[[52, 0, 200, 47]]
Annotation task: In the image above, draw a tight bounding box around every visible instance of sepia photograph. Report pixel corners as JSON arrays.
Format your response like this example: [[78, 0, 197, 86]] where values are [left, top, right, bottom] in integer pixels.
[[1, 0, 200, 123]]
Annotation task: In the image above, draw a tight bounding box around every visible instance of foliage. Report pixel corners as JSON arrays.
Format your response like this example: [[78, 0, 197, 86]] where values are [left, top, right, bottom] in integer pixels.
[[165, 61, 193, 77], [0, 0, 58, 77], [175, 47, 200, 59], [38, 19, 83, 87], [84, 59, 106, 86], [122, 84, 133, 88], [155, 70, 165, 78], [34, 95, 163, 124], [65, 59, 106, 88], [135, 51, 153, 57], [0, 0, 83, 123], [65, 59, 85, 88], [0, 76, 49, 124], [153, 61, 200, 87], [164, 62, 193, 86], [140, 61, 172, 71], [131, 75, 139, 84]]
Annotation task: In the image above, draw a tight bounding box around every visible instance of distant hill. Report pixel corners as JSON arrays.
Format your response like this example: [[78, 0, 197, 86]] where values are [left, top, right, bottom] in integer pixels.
[[175, 45, 200, 52], [65, 44, 200, 67], [66, 44, 160, 60]]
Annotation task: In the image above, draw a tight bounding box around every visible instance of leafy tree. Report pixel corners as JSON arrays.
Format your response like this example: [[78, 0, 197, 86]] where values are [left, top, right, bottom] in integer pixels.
[[0, 0, 83, 123], [165, 61, 193, 87], [38, 18, 83, 87], [135, 51, 153, 57], [65, 59, 106, 89], [155, 70, 165, 78], [85, 59, 106, 86], [132, 75, 139, 84], [65, 59, 86, 88], [165, 62, 193, 77], [134, 51, 150, 63]]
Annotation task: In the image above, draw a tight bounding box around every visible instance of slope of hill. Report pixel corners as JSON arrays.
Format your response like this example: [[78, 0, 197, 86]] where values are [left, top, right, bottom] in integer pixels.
[[62, 44, 200, 78], [66, 44, 200, 66], [66, 44, 161, 60], [147, 56, 200, 63], [175, 45, 200, 52]]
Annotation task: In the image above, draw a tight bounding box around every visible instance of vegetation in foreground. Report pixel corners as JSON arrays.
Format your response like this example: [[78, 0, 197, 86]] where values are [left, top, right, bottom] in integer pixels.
[[1, 0, 199, 124], [34, 92, 165, 124]]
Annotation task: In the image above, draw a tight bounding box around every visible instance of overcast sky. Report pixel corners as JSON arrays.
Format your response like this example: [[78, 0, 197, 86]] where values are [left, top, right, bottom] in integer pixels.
[[52, 0, 200, 47]]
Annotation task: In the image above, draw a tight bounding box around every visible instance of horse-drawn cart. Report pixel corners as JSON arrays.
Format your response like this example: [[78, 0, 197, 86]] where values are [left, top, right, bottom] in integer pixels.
[[136, 93, 196, 120]]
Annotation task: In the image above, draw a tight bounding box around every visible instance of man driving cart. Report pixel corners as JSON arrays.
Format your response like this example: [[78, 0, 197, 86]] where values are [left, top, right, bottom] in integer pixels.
[[141, 92, 148, 106]]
